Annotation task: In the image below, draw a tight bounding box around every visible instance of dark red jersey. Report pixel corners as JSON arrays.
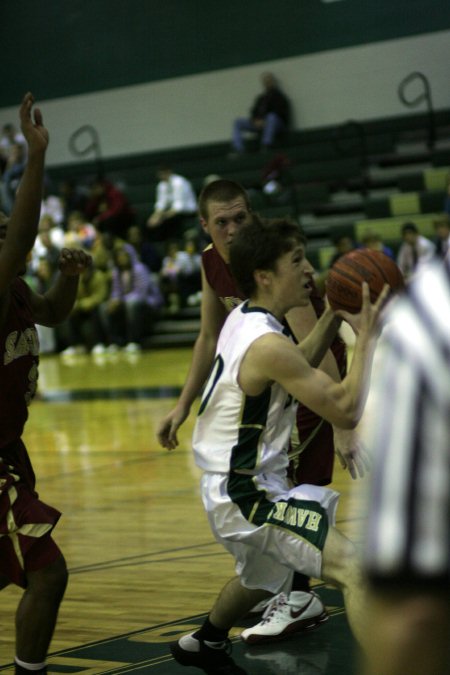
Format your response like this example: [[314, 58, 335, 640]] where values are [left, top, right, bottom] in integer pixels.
[[0, 278, 39, 447], [202, 244, 245, 312]]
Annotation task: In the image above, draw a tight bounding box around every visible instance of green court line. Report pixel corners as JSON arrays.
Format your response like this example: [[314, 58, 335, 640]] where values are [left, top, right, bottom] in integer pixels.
[[2, 589, 356, 674], [40, 387, 183, 402]]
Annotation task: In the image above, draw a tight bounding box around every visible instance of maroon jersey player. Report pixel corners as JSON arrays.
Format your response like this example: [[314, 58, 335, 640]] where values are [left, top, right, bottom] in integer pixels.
[[0, 94, 91, 675], [157, 179, 364, 643]]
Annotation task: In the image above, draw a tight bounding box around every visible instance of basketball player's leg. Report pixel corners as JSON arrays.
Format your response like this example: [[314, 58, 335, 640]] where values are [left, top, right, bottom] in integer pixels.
[[170, 576, 269, 674], [170, 544, 283, 672], [209, 576, 272, 629], [16, 541, 68, 665], [320, 526, 366, 646]]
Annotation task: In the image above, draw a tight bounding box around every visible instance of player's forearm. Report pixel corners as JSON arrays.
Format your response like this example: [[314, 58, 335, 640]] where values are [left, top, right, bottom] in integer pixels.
[[7, 149, 45, 264], [40, 274, 80, 326], [341, 331, 376, 422], [319, 347, 342, 382], [299, 307, 342, 367]]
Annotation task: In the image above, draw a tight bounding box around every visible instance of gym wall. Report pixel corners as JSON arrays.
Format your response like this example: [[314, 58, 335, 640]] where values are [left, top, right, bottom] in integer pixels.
[[1, 0, 448, 166]]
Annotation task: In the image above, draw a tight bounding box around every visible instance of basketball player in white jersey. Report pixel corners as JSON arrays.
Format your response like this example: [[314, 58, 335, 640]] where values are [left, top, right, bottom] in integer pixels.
[[170, 214, 388, 674]]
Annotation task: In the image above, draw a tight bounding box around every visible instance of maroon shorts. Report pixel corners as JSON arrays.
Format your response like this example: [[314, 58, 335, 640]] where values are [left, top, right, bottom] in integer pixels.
[[0, 439, 62, 588], [288, 415, 335, 487]]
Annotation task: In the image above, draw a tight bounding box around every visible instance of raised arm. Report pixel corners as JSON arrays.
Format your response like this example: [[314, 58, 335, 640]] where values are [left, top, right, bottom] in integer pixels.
[[0, 93, 48, 295], [30, 248, 92, 326], [286, 300, 368, 478], [286, 303, 342, 367], [241, 284, 387, 429]]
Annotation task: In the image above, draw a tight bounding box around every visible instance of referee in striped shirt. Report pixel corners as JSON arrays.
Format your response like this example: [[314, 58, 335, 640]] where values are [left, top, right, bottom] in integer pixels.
[[361, 255, 450, 675]]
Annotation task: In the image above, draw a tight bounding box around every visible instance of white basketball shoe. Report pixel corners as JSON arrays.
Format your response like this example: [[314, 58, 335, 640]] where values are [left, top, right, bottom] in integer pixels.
[[241, 591, 328, 644]]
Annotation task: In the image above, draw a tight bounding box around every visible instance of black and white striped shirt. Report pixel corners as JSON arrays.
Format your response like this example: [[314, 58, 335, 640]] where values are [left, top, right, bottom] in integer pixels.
[[363, 258, 450, 581]]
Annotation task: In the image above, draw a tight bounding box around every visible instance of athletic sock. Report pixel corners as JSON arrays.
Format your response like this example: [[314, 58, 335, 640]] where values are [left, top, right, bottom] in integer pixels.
[[291, 571, 311, 592], [193, 616, 229, 645], [14, 657, 47, 674]]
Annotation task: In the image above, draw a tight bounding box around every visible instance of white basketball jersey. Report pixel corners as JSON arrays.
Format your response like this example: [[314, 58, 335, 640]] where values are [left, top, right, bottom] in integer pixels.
[[193, 302, 297, 474]]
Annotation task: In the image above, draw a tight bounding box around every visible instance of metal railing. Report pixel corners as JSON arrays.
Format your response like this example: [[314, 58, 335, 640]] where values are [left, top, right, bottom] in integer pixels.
[[68, 124, 104, 176], [398, 71, 435, 149]]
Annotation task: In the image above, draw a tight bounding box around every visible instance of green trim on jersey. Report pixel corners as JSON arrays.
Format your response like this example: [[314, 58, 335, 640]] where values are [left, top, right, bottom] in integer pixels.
[[227, 472, 329, 551], [230, 389, 271, 471], [266, 498, 328, 550], [227, 471, 273, 523]]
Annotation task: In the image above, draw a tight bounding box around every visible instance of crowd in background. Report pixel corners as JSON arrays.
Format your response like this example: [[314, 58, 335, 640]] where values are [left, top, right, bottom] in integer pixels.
[[0, 126, 204, 356], [1, 80, 449, 357]]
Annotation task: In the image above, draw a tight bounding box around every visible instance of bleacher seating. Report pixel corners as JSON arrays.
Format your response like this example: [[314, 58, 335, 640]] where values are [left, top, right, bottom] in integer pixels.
[[45, 107, 450, 346]]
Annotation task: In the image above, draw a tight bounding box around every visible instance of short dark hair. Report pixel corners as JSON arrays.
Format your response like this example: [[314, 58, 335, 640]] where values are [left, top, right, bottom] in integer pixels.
[[198, 179, 251, 221], [230, 214, 306, 297], [402, 222, 418, 235]]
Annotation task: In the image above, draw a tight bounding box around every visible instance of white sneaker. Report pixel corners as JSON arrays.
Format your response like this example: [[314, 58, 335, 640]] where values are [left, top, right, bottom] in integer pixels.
[[240, 591, 328, 644], [61, 346, 76, 357], [247, 596, 274, 616], [123, 342, 141, 353], [61, 345, 86, 357]]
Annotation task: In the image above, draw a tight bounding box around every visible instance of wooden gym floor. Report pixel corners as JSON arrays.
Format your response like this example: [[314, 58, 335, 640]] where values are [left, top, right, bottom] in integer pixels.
[[0, 348, 364, 674]]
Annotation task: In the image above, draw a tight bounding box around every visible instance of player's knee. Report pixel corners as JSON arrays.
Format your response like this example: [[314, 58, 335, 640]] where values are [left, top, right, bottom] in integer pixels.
[[26, 555, 68, 601]]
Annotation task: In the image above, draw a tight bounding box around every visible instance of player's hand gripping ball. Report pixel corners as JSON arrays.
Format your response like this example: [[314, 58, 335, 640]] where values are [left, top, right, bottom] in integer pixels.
[[326, 248, 404, 313]]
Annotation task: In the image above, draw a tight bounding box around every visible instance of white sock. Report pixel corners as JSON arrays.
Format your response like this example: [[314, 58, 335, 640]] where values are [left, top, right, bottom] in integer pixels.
[[14, 657, 47, 671]]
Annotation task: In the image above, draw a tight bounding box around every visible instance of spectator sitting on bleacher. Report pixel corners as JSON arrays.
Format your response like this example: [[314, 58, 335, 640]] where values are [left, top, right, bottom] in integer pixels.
[[90, 231, 136, 289], [90, 230, 114, 274], [146, 165, 197, 242], [396, 221, 436, 281], [26, 256, 58, 355], [99, 245, 163, 352], [31, 214, 65, 272], [85, 176, 135, 237], [64, 210, 97, 249], [231, 72, 291, 155], [360, 230, 394, 259], [40, 180, 65, 227], [328, 233, 355, 268], [159, 238, 201, 313], [61, 260, 110, 357], [126, 224, 162, 273], [433, 215, 450, 259]]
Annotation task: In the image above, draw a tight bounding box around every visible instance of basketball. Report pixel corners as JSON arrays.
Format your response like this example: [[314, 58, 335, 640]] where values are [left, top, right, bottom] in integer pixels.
[[325, 248, 404, 313]]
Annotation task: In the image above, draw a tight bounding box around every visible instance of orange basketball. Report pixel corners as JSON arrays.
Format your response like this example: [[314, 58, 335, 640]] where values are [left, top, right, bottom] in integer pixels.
[[326, 248, 404, 313]]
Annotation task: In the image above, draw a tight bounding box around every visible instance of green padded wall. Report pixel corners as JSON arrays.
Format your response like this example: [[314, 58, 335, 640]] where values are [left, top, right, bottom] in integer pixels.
[[1, 0, 449, 107]]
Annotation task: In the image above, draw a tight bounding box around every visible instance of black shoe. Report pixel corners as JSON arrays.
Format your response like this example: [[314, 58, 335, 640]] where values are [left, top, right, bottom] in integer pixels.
[[170, 633, 247, 674]]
